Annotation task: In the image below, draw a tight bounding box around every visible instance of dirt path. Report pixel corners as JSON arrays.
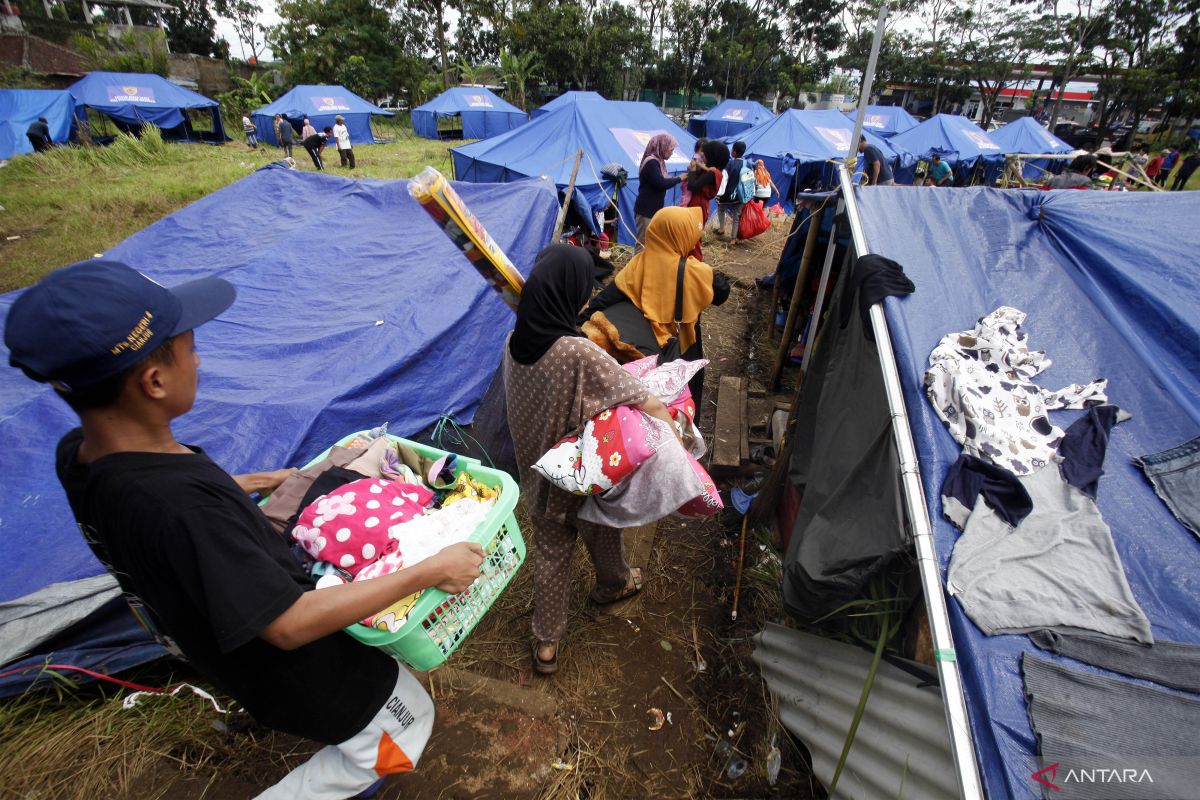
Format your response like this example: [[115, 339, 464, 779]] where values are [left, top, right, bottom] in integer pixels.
[[119, 220, 817, 800]]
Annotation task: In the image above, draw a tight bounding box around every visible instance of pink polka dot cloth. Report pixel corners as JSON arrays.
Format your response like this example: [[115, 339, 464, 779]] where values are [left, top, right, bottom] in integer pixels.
[[291, 478, 434, 576]]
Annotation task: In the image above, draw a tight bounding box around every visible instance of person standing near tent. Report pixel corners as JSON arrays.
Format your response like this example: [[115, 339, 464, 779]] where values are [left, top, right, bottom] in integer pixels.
[[633, 133, 682, 252], [926, 153, 952, 186], [333, 115, 355, 170], [858, 136, 895, 186], [25, 116, 51, 153], [1170, 147, 1200, 191], [1160, 146, 1180, 186], [715, 140, 748, 240], [685, 140, 729, 260], [1143, 150, 1165, 186], [679, 138, 707, 208], [277, 116, 295, 159], [504, 245, 677, 676], [301, 117, 317, 141], [242, 113, 257, 148], [302, 126, 330, 171], [3, 260, 486, 800]]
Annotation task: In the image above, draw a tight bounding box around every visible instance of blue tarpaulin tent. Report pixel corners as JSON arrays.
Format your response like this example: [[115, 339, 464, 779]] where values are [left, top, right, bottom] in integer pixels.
[[0, 89, 75, 158], [0, 167, 559, 695], [688, 99, 774, 139], [843, 104, 919, 137], [857, 187, 1200, 799], [735, 109, 909, 205], [411, 86, 527, 140], [69, 71, 226, 142], [532, 91, 605, 118], [888, 113, 1005, 183], [986, 116, 1075, 180], [451, 99, 696, 246], [252, 85, 393, 147]]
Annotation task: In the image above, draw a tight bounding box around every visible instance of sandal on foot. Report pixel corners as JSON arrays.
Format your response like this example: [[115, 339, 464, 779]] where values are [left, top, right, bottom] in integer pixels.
[[589, 567, 644, 606], [532, 640, 559, 675]]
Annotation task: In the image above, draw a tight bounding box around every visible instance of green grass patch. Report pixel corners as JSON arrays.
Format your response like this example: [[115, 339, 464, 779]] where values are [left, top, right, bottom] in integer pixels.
[[0, 123, 466, 293]]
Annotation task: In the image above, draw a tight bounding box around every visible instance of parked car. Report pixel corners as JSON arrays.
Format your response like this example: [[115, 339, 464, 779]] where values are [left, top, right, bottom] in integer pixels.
[[1054, 122, 1101, 149]]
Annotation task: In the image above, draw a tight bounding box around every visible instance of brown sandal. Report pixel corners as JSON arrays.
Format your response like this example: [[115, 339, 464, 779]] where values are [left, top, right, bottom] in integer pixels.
[[589, 567, 644, 606], [532, 640, 559, 675]]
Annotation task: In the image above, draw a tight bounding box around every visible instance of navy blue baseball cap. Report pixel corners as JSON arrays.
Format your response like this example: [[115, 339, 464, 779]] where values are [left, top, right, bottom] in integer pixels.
[[4, 259, 236, 392]]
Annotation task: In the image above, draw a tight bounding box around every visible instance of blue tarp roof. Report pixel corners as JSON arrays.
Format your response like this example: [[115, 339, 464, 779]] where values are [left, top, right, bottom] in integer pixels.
[[412, 86, 527, 140], [736, 109, 908, 204], [843, 104, 919, 137], [888, 113, 1005, 166], [986, 117, 1076, 181], [532, 91, 605, 118], [451, 99, 696, 245], [0, 88, 75, 159], [69, 71, 226, 141], [252, 85, 393, 147], [0, 166, 559, 694], [688, 99, 774, 139], [858, 187, 1200, 800]]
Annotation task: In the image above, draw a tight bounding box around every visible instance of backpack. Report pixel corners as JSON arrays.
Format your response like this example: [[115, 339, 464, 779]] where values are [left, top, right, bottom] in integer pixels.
[[732, 158, 756, 204]]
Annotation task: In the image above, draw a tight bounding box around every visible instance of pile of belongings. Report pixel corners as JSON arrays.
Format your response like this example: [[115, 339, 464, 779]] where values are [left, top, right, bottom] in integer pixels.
[[534, 357, 723, 526], [261, 427, 498, 633]]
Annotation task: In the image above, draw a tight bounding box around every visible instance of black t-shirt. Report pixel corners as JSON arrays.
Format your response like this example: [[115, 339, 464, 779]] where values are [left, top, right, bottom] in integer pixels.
[[302, 133, 326, 150], [862, 144, 894, 183], [55, 429, 398, 745]]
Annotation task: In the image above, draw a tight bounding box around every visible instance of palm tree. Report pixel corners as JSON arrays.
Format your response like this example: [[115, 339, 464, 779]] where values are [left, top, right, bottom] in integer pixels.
[[499, 49, 541, 111]]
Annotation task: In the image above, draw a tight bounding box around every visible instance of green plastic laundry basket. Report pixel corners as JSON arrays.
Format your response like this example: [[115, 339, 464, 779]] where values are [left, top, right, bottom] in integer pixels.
[[295, 432, 525, 670]]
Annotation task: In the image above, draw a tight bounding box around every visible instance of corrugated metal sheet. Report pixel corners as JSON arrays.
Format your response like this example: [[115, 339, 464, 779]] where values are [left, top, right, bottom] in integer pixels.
[[753, 623, 958, 800]]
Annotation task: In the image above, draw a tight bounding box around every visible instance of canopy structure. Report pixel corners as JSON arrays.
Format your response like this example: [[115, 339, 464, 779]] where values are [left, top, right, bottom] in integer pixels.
[[68, 71, 226, 142], [888, 113, 1004, 183], [687, 99, 774, 139], [735, 109, 908, 204], [252, 85, 393, 147], [853, 187, 1200, 798], [532, 91, 606, 118], [411, 86, 527, 140], [451, 98, 696, 246], [0, 166, 560, 696], [986, 116, 1075, 180], [843, 104, 918, 138], [0, 89, 75, 158]]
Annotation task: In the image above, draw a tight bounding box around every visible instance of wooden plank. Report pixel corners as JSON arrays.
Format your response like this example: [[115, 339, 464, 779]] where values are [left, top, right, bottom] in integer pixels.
[[711, 375, 744, 470], [737, 377, 750, 464]]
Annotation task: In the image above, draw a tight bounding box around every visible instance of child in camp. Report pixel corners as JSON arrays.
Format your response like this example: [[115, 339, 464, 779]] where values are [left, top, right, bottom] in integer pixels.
[[3, 260, 486, 800]]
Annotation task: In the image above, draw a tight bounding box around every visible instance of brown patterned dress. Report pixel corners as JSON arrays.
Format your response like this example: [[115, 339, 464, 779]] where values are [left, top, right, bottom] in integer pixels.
[[504, 335, 649, 642]]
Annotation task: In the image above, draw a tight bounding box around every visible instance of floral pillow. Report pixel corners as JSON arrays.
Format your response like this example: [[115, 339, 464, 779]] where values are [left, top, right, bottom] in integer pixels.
[[533, 405, 664, 495]]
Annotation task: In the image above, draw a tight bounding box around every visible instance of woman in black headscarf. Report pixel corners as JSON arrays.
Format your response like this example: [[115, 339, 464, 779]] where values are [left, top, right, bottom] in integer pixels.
[[504, 245, 674, 675]]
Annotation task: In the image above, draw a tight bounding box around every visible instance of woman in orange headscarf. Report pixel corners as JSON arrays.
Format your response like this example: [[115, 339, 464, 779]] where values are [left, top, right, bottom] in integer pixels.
[[583, 206, 730, 405]]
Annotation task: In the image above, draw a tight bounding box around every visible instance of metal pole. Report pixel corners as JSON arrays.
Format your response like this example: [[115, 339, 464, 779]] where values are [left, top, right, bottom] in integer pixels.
[[848, 4, 888, 166], [836, 164, 984, 800]]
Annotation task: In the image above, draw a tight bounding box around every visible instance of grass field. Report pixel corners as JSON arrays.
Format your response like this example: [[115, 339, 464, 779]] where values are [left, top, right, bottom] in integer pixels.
[[0, 120, 464, 293]]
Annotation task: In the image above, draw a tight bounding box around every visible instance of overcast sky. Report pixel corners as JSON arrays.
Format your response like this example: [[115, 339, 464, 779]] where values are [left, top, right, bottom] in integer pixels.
[[213, 0, 280, 63]]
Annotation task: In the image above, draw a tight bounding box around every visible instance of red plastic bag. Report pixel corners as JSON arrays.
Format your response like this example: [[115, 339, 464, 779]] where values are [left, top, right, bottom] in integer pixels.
[[738, 200, 770, 240]]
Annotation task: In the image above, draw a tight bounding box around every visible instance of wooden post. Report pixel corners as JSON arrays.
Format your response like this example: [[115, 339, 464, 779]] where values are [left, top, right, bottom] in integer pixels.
[[768, 202, 823, 389], [551, 149, 584, 244]]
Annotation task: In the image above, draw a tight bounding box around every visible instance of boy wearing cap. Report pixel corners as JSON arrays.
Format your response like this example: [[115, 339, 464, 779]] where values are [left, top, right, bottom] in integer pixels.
[[4, 260, 485, 800]]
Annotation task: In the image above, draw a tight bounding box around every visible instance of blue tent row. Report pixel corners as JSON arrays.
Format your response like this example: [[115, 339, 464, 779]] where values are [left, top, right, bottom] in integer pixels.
[[252, 85, 393, 147], [735, 109, 910, 206], [412, 86, 527, 140], [0, 167, 560, 695], [857, 187, 1200, 798], [70, 71, 227, 142], [0, 89, 75, 159], [451, 98, 695, 246], [889, 113, 1005, 184], [844, 104, 919, 138], [688, 99, 774, 139]]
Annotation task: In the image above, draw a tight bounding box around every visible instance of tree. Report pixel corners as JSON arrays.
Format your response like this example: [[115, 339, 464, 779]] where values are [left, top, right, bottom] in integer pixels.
[[412, 0, 455, 89], [665, 0, 713, 108], [214, 0, 265, 62], [499, 48, 540, 109], [163, 0, 228, 58], [948, 0, 1040, 127], [1036, 0, 1109, 128]]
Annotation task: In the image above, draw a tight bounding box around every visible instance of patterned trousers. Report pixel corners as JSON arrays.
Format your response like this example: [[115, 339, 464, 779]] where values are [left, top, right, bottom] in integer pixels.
[[531, 491, 630, 642]]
